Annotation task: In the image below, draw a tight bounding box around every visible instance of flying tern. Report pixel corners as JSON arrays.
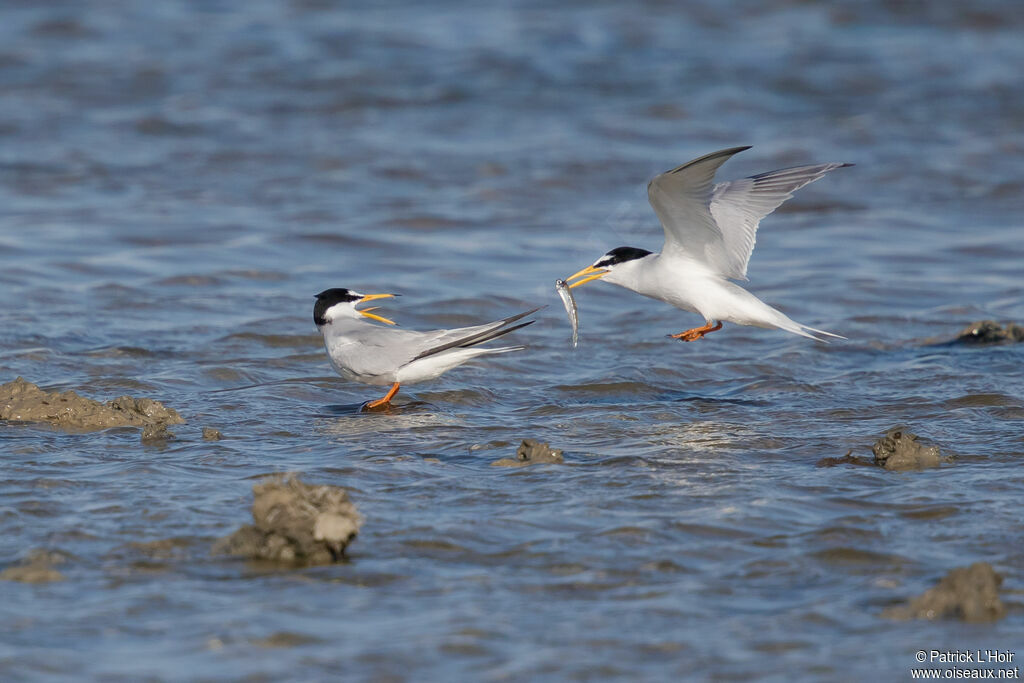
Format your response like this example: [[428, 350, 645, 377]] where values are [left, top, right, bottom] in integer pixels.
[[564, 146, 849, 342]]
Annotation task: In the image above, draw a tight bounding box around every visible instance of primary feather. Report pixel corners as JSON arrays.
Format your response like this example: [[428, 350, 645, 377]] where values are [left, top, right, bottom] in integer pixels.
[[708, 162, 853, 280], [647, 146, 851, 281]]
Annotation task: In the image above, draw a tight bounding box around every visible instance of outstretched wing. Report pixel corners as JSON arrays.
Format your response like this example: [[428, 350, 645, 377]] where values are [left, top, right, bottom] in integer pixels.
[[647, 146, 751, 275], [709, 162, 852, 280]]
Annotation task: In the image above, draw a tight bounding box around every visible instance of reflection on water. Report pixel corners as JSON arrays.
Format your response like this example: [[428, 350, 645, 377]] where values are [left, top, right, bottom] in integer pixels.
[[1, 0, 1023, 679], [318, 404, 462, 436]]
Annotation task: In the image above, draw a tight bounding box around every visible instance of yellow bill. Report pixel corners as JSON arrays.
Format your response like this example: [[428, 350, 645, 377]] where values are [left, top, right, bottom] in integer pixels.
[[357, 293, 398, 325], [564, 265, 608, 289]]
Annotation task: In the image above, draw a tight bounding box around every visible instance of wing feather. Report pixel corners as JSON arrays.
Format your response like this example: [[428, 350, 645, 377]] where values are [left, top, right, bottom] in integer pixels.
[[647, 146, 751, 273], [709, 162, 852, 280], [320, 306, 542, 379], [648, 147, 851, 281], [412, 306, 543, 361]]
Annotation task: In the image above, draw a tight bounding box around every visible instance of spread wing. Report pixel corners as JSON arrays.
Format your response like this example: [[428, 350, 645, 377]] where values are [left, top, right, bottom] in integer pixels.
[[647, 146, 751, 276], [709, 162, 852, 280], [648, 147, 851, 281]]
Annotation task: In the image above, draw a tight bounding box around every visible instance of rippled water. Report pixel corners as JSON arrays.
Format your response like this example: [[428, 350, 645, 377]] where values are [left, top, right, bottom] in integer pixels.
[[2, 0, 1022, 679]]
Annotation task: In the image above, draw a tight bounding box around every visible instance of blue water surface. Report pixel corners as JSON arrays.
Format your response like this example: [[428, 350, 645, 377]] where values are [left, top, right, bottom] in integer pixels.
[[1, 0, 1022, 680]]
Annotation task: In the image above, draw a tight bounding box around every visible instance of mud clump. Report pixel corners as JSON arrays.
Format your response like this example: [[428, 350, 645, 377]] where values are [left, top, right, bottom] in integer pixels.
[[1, 549, 69, 583], [202, 427, 223, 440], [955, 320, 1024, 345], [492, 439, 565, 467], [0, 377, 184, 432], [816, 450, 874, 468], [250, 632, 324, 649], [884, 562, 1006, 622], [213, 474, 362, 565], [141, 422, 176, 443], [872, 429, 949, 471], [125, 537, 194, 561], [817, 429, 952, 470]]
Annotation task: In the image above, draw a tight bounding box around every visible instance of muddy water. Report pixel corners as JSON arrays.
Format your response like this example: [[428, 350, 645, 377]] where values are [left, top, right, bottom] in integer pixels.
[[1, 0, 1022, 679]]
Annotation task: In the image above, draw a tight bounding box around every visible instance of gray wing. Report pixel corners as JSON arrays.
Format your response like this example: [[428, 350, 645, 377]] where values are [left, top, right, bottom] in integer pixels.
[[647, 146, 751, 274], [412, 306, 542, 360], [329, 306, 540, 375], [708, 162, 852, 280], [323, 325, 430, 379], [325, 306, 542, 379]]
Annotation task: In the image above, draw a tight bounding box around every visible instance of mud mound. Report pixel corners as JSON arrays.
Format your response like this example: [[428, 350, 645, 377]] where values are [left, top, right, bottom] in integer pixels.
[[0, 549, 69, 583], [884, 562, 1006, 622], [815, 451, 874, 468], [872, 429, 949, 471], [214, 474, 362, 565], [492, 438, 565, 467], [0, 377, 184, 431], [202, 427, 223, 440], [955, 320, 1024, 345], [141, 422, 177, 443], [817, 429, 950, 471]]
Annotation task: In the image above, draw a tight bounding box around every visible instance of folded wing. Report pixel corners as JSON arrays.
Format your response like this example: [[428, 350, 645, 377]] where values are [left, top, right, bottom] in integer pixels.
[[411, 306, 543, 361], [322, 306, 542, 380]]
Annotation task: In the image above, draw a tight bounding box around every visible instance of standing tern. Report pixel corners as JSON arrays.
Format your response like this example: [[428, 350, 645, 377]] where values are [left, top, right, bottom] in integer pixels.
[[314, 288, 540, 409], [564, 146, 849, 342]]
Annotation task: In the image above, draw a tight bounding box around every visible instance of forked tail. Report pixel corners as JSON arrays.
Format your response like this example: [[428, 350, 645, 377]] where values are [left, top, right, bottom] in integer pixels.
[[762, 304, 845, 342], [790, 322, 846, 343], [470, 344, 526, 356]]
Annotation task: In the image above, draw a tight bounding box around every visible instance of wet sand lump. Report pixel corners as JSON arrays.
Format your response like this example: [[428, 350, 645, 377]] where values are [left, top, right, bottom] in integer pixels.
[[0, 377, 184, 431], [817, 428, 950, 471], [871, 429, 949, 471], [492, 439, 565, 467], [883, 562, 1006, 623], [0, 549, 69, 584], [955, 320, 1024, 344], [214, 474, 362, 565]]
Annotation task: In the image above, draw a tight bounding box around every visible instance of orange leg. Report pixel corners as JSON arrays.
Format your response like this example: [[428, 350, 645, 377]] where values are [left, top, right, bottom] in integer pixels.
[[364, 382, 400, 410], [670, 320, 723, 342]]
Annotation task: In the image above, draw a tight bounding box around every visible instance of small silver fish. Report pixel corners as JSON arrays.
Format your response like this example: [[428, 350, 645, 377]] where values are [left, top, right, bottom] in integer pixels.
[[555, 279, 579, 348]]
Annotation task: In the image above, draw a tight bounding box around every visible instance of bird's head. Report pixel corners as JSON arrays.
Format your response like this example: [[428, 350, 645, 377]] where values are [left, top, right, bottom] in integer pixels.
[[564, 246, 653, 289], [314, 288, 399, 327]]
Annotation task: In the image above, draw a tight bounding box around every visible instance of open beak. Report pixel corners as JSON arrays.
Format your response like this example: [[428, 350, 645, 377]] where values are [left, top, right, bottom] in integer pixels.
[[564, 265, 608, 289], [357, 293, 398, 325]]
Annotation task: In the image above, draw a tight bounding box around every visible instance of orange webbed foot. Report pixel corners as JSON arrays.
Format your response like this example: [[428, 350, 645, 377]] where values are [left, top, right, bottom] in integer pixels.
[[362, 382, 400, 411], [669, 321, 722, 342]]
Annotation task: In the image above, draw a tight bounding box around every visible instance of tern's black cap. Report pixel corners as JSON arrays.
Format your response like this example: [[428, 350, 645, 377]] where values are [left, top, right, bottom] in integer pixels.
[[597, 246, 652, 267], [314, 288, 360, 325]]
